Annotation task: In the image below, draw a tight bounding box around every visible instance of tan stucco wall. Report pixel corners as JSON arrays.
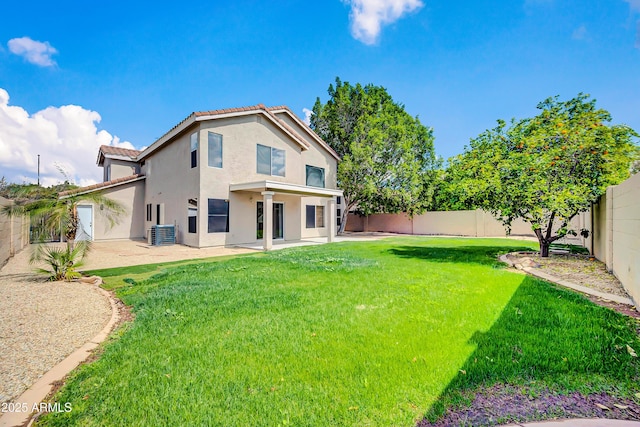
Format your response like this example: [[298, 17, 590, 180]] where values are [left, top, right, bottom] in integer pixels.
[[346, 209, 584, 244], [141, 114, 338, 247], [91, 180, 146, 240], [0, 196, 29, 267], [591, 173, 640, 305], [142, 124, 200, 246], [273, 112, 338, 189], [300, 196, 332, 239], [104, 158, 140, 181]]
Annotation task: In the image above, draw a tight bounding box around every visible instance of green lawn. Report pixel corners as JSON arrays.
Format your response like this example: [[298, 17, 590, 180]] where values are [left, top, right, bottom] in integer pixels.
[[38, 238, 640, 426]]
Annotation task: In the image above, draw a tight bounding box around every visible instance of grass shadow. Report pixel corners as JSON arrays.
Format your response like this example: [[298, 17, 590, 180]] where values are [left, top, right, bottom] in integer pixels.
[[420, 275, 640, 426], [387, 244, 535, 267]]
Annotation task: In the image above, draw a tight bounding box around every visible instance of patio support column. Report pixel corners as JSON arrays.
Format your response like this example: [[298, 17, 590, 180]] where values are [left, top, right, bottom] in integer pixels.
[[327, 197, 336, 243], [262, 191, 274, 251]]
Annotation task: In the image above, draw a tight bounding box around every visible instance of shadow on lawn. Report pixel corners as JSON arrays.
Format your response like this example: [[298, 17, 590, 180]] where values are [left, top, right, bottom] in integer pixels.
[[418, 275, 640, 426], [388, 244, 534, 267]]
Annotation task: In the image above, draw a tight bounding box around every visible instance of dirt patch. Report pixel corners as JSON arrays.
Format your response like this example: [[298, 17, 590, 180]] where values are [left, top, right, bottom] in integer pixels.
[[506, 253, 628, 297], [505, 253, 638, 318], [419, 384, 640, 426]]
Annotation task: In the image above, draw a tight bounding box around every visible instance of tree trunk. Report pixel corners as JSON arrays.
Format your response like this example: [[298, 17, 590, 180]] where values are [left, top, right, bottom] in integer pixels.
[[66, 204, 78, 251], [540, 240, 550, 257], [338, 206, 349, 234], [533, 228, 551, 258]]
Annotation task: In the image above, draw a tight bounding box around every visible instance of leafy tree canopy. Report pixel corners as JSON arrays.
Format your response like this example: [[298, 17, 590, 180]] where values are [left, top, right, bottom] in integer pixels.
[[444, 93, 638, 256], [311, 77, 439, 232]]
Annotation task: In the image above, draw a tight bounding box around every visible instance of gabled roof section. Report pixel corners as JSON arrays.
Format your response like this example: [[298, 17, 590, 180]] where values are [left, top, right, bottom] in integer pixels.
[[97, 145, 142, 166], [138, 104, 338, 161], [59, 174, 145, 198], [267, 106, 340, 161]]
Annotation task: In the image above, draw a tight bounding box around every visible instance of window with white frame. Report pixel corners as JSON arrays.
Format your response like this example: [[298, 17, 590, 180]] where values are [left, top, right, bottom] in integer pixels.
[[305, 165, 325, 188], [305, 205, 325, 228], [257, 144, 285, 177], [188, 198, 197, 233], [208, 132, 223, 168], [190, 132, 198, 168], [208, 199, 229, 233]]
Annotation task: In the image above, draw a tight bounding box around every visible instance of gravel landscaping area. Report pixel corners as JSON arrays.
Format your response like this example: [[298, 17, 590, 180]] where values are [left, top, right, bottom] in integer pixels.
[[505, 252, 633, 300], [0, 250, 111, 405]]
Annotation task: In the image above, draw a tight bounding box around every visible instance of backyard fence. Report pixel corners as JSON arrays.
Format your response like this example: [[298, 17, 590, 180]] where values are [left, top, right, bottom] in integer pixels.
[[588, 172, 640, 305], [346, 209, 587, 246], [0, 196, 29, 269]]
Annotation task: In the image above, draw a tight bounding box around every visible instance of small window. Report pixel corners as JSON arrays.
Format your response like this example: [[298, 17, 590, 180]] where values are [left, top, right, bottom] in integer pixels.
[[208, 132, 223, 168], [306, 205, 325, 228], [257, 144, 285, 177], [188, 199, 197, 233], [146, 203, 152, 222], [336, 196, 342, 205], [190, 132, 198, 168], [306, 165, 325, 188], [208, 199, 229, 233]]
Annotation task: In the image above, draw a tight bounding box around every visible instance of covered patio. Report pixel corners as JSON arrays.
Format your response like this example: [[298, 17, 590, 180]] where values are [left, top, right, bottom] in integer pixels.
[[229, 180, 343, 250]]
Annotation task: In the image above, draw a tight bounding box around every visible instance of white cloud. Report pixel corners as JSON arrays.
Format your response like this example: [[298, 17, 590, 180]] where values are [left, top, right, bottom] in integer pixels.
[[302, 108, 313, 126], [345, 0, 424, 45], [572, 25, 588, 40], [0, 87, 136, 187], [624, 0, 640, 12], [625, 0, 640, 48], [7, 37, 58, 67]]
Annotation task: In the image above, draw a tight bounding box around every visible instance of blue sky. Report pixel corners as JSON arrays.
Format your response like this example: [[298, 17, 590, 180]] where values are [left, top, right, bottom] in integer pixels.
[[1, 0, 639, 186]]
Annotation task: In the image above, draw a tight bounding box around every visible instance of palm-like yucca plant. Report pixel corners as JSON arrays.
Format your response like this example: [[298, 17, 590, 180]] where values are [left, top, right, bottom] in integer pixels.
[[2, 182, 125, 281], [30, 241, 90, 281]]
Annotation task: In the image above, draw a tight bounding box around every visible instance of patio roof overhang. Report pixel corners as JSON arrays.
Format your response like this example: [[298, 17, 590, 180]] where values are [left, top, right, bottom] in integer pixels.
[[229, 180, 343, 198]]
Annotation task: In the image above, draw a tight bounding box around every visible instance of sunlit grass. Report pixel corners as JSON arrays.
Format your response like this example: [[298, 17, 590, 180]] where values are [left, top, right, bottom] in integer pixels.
[[38, 238, 640, 426]]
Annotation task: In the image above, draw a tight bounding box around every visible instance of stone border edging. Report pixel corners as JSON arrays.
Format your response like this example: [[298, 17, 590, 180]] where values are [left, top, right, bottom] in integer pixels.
[[499, 254, 635, 306], [0, 284, 119, 427]]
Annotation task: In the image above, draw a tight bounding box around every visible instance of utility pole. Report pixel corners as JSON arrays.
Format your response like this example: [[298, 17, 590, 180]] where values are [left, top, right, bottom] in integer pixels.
[[37, 154, 40, 186]]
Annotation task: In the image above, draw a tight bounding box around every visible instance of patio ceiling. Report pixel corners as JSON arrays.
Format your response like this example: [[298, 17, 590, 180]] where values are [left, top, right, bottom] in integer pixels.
[[229, 180, 342, 198]]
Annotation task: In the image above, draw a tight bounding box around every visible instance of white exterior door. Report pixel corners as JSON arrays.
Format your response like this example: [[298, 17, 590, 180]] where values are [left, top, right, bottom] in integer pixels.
[[76, 205, 93, 241]]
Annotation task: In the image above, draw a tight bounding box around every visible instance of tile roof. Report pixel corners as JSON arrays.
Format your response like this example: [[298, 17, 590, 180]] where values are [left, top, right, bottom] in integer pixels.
[[140, 104, 339, 161], [99, 145, 142, 159], [59, 174, 145, 197]]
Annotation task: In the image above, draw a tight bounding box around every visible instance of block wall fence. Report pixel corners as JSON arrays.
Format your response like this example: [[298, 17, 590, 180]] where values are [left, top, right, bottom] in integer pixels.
[[0, 196, 29, 269]]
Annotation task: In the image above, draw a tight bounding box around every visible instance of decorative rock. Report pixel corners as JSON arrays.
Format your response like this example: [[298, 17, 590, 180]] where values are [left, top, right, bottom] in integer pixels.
[[520, 257, 540, 268], [78, 276, 103, 285]]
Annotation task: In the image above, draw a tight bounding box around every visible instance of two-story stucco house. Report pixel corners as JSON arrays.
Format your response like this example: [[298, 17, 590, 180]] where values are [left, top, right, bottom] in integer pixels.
[[63, 104, 343, 250]]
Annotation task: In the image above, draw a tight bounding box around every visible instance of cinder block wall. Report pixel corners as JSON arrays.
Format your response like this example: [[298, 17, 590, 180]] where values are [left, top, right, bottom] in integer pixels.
[[593, 173, 640, 305], [0, 196, 29, 268]]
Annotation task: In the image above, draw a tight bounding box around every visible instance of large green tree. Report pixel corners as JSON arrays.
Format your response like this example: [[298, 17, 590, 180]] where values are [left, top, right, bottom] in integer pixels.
[[445, 94, 638, 256], [311, 78, 439, 232]]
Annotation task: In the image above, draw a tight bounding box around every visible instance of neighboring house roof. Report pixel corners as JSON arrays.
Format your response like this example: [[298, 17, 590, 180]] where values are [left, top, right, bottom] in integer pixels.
[[97, 145, 142, 166], [59, 174, 145, 198], [139, 104, 340, 161]]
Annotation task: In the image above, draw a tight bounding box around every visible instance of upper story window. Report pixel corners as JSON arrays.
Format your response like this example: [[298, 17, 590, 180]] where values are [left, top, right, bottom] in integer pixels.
[[305, 165, 325, 188], [190, 132, 198, 168], [257, 144, 285, 177], [208, 132, 223, 168]]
